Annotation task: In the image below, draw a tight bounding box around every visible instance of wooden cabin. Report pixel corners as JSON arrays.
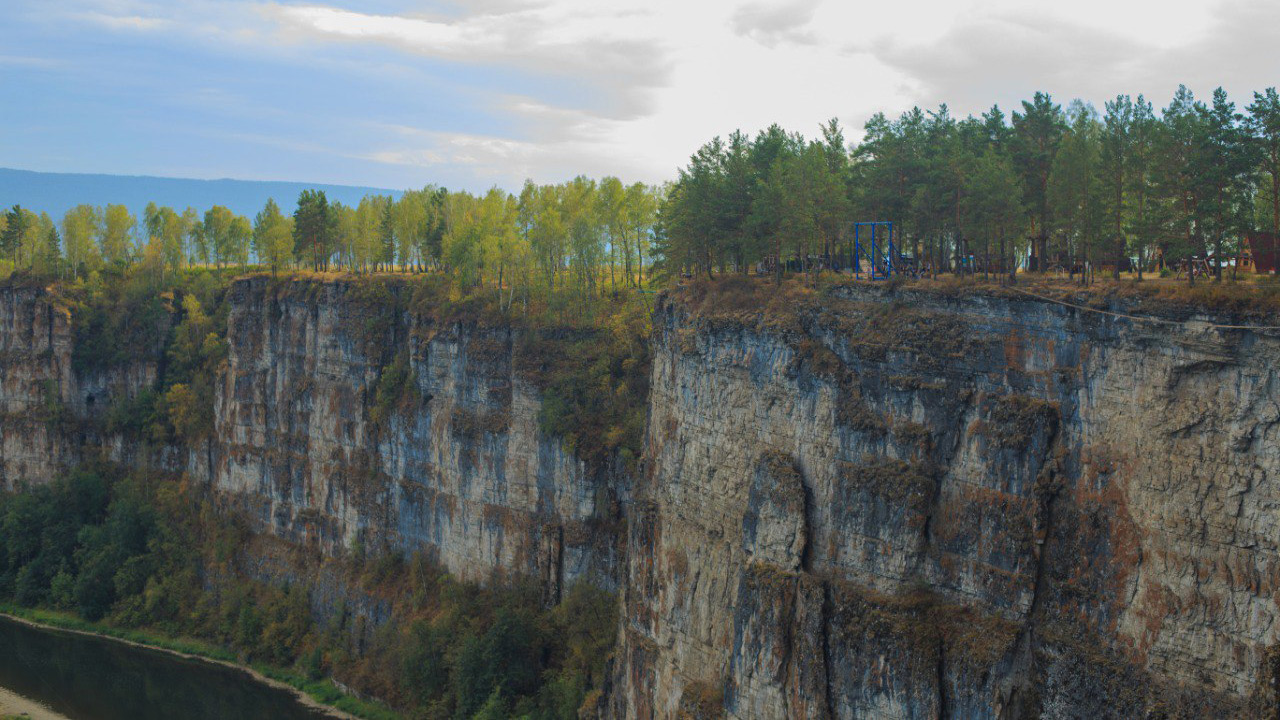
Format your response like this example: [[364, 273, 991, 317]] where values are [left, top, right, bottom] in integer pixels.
[[1241, 233, 1279, 274]]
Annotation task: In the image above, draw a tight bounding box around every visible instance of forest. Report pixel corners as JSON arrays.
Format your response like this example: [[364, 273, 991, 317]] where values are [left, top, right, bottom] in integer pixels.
[[663, 85, 1280, 284], [4, 85, 1279, 293], [0, 177, 663, 308]]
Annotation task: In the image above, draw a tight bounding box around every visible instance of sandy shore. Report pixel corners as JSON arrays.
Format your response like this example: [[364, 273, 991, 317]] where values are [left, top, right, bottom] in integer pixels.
[[0, 613, 359, 720], [0, 684, 71, 720]]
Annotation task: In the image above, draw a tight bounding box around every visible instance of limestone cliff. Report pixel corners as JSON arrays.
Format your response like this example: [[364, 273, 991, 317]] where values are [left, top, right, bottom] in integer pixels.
[[0, 281, 75, 488], [0, 275, 625, 599], [212, 275, 623, 594], [613, 280, 1280, 718], [4, 274, 1280, 717], [0, 279, 185, 491]]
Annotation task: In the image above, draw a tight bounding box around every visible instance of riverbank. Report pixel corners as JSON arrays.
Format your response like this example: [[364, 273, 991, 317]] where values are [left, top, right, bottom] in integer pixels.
[[0, 683, 71, 720], [0, 608, 396, 720]]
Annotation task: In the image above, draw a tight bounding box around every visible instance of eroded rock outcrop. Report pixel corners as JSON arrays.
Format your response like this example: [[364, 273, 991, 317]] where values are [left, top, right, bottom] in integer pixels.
[[213, 276, 623, 594], [614, 281, 1280, 718], [0, 279, 180, 488], [0, 282, 74, 488]]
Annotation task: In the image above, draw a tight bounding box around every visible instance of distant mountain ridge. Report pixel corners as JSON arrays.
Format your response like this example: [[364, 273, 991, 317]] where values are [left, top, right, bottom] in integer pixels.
[[0, 167, 402, 221]]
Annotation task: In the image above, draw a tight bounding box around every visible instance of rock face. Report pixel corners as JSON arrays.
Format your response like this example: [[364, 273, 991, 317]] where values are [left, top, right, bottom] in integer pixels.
[[0, 276, 623, 597], [0, 282, 75, 489], [0, 281, 172, 489], [213, 276, 621, 594], [4, 275, 1280, 717], [613, 283, 1280, 718]]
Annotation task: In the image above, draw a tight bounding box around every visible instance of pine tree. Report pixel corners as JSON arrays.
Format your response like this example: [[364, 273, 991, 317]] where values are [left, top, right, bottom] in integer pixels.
[[1200, 88, 1255, 279], [0, 205, 29, 262], [1047, 102, 1104, 283], [1126, 96, 1164, 278], [1101, 96, 1134, 278], [1248, 88, 1280, 263], [293, 189, 332, 270], [1012, 92, 1067, 269]]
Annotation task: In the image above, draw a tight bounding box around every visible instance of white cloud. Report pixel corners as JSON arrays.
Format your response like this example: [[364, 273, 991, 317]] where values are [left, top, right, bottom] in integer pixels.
[[268, 0, 1259, 189], [0, 55, 66, 68], [277, 7, 478, 50], [870, 0, 1280, 118], [265, 3, 671, 120], [729, 0, 820, 48], [75, 11, 169, 31], [365, 148, 447, 166], [360, 120, 627, 185]]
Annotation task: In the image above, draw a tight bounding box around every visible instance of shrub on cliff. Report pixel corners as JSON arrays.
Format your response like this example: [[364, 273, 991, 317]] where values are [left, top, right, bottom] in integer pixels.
[[69, 268, 174, 375], [527, 295, 651, 470], [53, 267, 233, 442], [156, 289, 228, 443], [368, 350, 419, 429], [983, 393, 1060, 450]]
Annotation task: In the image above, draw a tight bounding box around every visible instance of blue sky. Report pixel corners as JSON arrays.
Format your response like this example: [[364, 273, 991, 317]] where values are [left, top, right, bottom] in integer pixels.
[[2, 0, 1278, 193]]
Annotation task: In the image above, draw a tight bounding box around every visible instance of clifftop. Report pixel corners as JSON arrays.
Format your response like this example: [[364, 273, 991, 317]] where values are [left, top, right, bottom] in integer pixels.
[[668, 274, 1280, 327]]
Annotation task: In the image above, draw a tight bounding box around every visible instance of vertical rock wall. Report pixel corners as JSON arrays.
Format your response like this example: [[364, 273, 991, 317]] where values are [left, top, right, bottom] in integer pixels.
[[213, 276, 622, 593], [0, 282, 74, 488], [614, 284, 1280, 718], [0, 281, 171, 489]]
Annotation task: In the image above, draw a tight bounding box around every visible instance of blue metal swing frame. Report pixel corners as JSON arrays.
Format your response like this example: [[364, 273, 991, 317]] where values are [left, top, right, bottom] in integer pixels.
[[852, 221, 896, 280]]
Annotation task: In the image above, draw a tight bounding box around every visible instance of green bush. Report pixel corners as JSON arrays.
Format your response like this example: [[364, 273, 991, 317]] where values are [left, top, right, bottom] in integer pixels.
[[527, 296, 651, 470], [369, 350, 419, 429], [59, 267, 232, 441], [70, 268, 174, 375]]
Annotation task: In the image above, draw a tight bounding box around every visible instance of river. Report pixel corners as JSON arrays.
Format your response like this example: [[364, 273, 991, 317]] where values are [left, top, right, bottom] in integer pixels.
[[0, 615, 338, 720]]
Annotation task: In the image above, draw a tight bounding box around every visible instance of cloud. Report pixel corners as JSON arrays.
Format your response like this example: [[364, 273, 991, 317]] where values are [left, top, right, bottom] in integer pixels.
[[366, 148, 446, 166], [0, 55, 66, 69], [75, 11, 169, 31], [868, 0, 1280, 116], [359, 119, 633, 185], [265, 3, 672, 121], [254, 1, 911, 186], [729, 0, 820, 47], [1160, 0, 1280, 102], [869, 11, 1144, 114], [14, 0, 1278, 194]]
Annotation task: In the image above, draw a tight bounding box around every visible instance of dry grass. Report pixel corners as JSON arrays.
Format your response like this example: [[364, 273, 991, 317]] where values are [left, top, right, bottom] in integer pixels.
[[895, 272, 1280, 318], [756, 451, 806, 514], [677, 679, 726, 719], [979, 393, 1060, 450], [827, 577, 1020, 671], [670, 275, 820, 333], [839, 456, 937, 509]]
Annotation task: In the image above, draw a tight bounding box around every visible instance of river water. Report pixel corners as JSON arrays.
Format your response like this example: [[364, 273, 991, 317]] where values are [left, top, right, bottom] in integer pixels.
[[0, 615, 336, 720]]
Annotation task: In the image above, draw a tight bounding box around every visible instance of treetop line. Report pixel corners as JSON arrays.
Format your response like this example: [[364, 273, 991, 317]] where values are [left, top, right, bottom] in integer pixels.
[[663, 85, 1280, 285], [3, 85, 1279, 291]]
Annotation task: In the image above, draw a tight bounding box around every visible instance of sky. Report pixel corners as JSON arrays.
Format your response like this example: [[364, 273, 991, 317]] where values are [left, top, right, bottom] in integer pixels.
[[1, 0, 1277, 193]]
